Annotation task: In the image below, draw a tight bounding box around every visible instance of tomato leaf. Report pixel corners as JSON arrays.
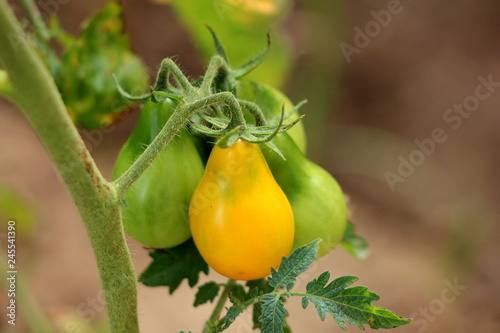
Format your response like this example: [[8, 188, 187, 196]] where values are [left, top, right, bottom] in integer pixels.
[[258, 294, 288, 333], [139, 238, 209, 294], [211, 241, 408, 333], [302, 271, 411, 329], [246, 279, 273, 329], [268, 239, 319, 291], [341, 220, 370, 260], [223, 304, 245, 329], [228, 284, 248, 304], [194, 282, 220, 307]]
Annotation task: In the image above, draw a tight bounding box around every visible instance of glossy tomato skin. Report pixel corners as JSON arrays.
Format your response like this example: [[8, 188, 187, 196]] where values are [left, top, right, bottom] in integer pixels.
[[113, 99, 204, 249], [236, 79, 307, 153], [262, 133, 347, 258], [189, 139, 294, 281]]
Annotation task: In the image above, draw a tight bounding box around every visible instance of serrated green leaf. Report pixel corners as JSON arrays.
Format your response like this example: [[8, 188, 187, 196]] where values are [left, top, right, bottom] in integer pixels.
[[223, 304, 245, 329], [262, 141, 285, 160], [246, 279, 274, 329], [194, 282, 220, 307], [229, 284, 248, 304], [302, 272, 410, 329], [341, 220, 369, 260], [259, 294, 288, 333], [139, 238, 209, 294], [268, 239, 320, 291]]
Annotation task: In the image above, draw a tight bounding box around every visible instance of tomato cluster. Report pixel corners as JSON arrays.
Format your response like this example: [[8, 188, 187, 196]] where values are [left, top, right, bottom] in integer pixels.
[[113, 75, 347, 281]]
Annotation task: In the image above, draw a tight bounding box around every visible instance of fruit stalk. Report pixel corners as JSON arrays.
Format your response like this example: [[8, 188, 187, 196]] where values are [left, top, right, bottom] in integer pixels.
[[202, 279, 236, 333]]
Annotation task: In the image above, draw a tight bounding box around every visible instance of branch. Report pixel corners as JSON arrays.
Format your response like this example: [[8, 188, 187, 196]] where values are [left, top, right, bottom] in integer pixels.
[[0, 2, 139, 332], [202, 279, 236, 333]]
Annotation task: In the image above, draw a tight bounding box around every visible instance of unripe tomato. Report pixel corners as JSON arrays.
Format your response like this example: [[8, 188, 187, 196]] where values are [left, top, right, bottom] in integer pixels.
[[113, 98, 204, 249], [189, 139, 294, 280], [262, 133, 347, 258], [236, 79, 307, 153]]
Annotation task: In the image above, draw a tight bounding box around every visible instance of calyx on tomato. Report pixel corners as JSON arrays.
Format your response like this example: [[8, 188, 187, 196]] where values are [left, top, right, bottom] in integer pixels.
[[236, 79, 307, 153]]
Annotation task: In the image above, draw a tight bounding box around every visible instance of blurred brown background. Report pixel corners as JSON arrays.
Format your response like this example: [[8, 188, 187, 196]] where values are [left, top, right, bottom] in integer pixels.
[[1, 0, 499, 332]]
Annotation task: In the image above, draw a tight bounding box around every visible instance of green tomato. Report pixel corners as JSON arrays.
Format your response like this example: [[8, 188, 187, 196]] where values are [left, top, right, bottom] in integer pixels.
[[113, 99, 204, 248], [262, 133, 347, 258], [236, 79, 307, 153]]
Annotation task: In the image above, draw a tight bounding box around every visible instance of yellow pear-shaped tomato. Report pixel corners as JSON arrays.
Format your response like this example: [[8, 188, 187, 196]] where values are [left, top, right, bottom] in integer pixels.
[[189, 139, 294, 281]]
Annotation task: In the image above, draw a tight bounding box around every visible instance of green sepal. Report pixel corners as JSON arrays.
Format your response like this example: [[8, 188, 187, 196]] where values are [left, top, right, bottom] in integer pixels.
[[262, 141, 285, 160], [190, 123, 227, 137], [215, 125, 243, 148], [206, 24, 228, 63], [152, 90, 184, 103], [199, 114, 230, 129], [232, 31, 271, 79], [113, 74, 151, 102]]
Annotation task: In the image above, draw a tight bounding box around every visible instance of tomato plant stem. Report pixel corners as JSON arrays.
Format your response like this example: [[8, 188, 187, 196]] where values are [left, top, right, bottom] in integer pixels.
[[203, 279, 236, 333], [0, 2, 139, 332]]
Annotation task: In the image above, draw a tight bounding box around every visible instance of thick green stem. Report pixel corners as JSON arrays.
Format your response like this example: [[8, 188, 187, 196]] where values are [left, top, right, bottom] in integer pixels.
[[202, 279, 236, 333], [0, 2, 138, 332]]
